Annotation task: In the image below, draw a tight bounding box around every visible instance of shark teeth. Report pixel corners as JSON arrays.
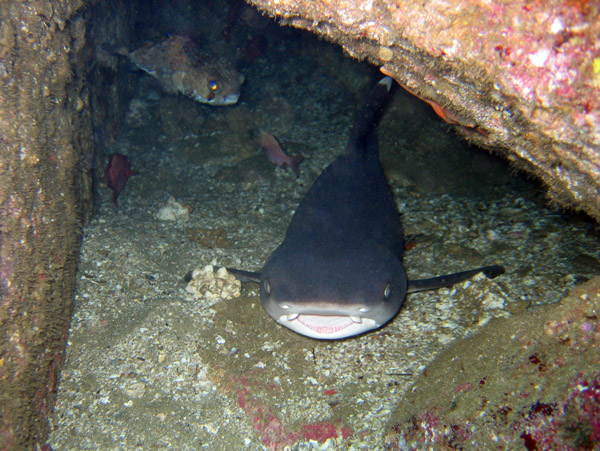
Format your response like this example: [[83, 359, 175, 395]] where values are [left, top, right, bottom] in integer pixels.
[[285, 313, 362, 323]]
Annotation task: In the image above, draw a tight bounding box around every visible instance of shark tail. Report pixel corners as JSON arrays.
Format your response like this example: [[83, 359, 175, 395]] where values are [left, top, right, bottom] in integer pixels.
[[346, 76, 394, 157]]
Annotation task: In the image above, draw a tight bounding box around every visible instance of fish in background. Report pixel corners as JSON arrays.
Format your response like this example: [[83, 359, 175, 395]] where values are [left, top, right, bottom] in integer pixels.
[[105, 35, 244, 106], [259, 132, 304, 177], [104, 153, 135, 206]]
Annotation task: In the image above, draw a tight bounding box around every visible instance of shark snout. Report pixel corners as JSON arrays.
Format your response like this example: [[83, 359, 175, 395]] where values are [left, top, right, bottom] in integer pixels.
[[276, 299, 370, 318]]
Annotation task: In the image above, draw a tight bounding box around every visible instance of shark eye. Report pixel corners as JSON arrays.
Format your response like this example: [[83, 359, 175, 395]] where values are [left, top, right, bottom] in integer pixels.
[[263, 278, 271, 296], [383, 282, 392, 300], [208, 80, 219, 91]]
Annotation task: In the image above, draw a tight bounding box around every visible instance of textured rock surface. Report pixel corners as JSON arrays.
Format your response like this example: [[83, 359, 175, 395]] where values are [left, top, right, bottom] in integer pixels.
[[0, 1, 129, 448], [385, 276, 600, 450], [248, 0, 600, 221]]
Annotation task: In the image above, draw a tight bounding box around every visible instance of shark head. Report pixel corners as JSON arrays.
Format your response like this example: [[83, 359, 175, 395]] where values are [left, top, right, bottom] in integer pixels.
[[260, 242, 407, 339]]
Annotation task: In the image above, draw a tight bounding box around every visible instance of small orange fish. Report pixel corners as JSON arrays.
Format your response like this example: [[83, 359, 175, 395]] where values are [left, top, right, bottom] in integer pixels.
[[259, 132, 304, 177]]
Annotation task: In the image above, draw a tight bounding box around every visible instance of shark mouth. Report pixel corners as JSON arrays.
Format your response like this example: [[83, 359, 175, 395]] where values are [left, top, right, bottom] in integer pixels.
[[277, 314, 378, 340]]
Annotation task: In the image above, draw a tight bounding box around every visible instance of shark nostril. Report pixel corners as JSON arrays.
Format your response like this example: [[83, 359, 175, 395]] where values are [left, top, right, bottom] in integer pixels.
[[384, 282, 392, 300], [263, 278, 271, 296]]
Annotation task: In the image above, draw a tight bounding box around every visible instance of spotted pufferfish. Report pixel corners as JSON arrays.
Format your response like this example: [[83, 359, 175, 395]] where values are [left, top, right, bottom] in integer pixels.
[[118, 35, 244, 106]]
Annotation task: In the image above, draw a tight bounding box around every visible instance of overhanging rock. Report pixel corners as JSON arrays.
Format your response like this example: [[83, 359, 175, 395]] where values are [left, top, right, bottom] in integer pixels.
[[248, 0, 600, 221]]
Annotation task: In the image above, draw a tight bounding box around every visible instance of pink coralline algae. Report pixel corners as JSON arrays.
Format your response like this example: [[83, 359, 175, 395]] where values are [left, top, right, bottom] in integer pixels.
[[560, 373, 600, 449], [227, 375, 351, 449], [389, 372, 600, 450], [519, 372, 600, 450]]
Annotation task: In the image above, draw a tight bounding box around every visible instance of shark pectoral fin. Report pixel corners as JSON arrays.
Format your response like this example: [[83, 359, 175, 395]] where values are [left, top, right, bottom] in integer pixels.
[[225, 267, 262, 283], [407, 264, 505, 293], [480, 264, 505, 279]]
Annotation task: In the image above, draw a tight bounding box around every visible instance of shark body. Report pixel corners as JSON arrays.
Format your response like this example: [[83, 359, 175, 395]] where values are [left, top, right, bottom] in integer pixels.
[[228, 77, 504, 339]]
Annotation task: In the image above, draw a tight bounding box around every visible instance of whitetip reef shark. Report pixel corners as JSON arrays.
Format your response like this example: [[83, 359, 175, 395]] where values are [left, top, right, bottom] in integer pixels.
[[226, 77, 504, 340]]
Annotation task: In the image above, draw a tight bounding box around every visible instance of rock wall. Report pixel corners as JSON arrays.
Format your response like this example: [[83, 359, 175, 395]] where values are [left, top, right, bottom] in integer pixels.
[[0, 1, 129, 448], [248, 0, 600, 221], [385, 276, 600, 449]]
